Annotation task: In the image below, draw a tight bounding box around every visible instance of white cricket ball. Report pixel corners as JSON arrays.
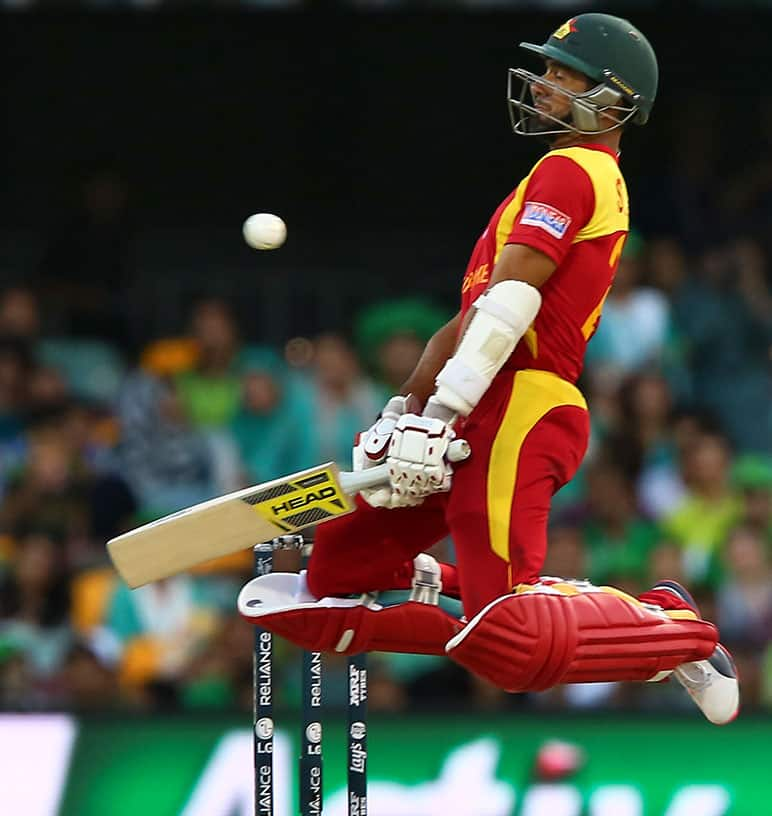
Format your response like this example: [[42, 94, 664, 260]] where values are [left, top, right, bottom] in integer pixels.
[[242, 213, 287, 250]]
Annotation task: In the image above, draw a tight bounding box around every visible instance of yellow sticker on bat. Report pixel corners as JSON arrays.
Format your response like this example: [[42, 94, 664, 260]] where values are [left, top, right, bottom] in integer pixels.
[[243, 467, 353, 532]]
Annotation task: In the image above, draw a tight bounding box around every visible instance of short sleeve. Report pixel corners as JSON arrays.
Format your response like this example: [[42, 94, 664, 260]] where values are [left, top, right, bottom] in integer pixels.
[[507, 155, 595, 265]]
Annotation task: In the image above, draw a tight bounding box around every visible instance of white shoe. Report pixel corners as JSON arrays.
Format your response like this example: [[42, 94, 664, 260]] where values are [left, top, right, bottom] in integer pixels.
[[650, 581, 740, 725], [673, 644, 740, 725]]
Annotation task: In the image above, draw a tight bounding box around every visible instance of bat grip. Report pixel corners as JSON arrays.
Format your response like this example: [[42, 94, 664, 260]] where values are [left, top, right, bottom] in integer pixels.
[[340, 438, 471, 495], [446, 438, 472, 463]]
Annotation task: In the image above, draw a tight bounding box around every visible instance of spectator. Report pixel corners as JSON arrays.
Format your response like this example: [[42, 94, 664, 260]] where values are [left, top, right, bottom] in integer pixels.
[[669, 240, 771, 452], [585, 231, 674, 388], [0, 418, 91, 550], [26, 365, 70, 414], [59, 640, 120, 711], [117, 369, 221, 518], [662, 430, 743, 586], [542, 524, 587, 580], [305, 333, 383, 469], [0, 640, 28, 709], [716, 524, 772, 651], [0, 287, 41, 345], [105, 572, 236, 708], [607, 372, 686, 520], [731, 454, 772, 543], [0, 336, 34, 442], [174, 298, 243, 429], [647, 237, 689, 297], [0, 526, 73, 706], [180, 612, 256, 711], [230, 346, 315, 485], [577, 457, 661, 594], [648, 540, 689, 588], [715, 524, 772, 706], [354, 298, 450, 395], [0, 405, 135, 564]]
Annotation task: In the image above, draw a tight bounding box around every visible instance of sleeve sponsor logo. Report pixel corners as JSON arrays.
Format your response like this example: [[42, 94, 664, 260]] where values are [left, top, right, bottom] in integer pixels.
[[519, 201, 572, 239]]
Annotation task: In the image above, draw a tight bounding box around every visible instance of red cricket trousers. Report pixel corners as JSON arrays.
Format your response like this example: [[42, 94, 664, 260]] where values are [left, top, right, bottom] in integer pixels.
[[307, 368, 590, 618]]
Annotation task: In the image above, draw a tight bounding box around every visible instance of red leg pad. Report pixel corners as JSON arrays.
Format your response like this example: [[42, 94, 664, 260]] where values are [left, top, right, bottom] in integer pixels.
[[242, 601, 463, 656], [446, 591, 718, 692]]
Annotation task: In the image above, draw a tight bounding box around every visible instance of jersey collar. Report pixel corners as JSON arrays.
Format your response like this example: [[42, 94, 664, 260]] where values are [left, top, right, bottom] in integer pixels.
[[565, 143, 620, 162]]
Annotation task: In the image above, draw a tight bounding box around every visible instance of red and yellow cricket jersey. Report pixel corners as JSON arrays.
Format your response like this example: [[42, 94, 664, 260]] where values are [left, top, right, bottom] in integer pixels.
[[310, 145, 631, 619], [460, 143, 628, 384]]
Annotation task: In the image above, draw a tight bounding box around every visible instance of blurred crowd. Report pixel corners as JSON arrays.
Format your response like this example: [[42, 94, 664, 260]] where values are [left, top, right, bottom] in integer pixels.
[[0, 219, 769, 717]]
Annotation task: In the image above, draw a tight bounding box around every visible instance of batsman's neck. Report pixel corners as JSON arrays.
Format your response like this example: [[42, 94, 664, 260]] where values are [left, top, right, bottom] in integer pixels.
[[549, 128, 622, 154]]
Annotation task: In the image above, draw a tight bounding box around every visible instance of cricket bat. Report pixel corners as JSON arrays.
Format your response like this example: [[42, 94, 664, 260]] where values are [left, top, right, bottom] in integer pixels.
[[107, 439, 470, 588]]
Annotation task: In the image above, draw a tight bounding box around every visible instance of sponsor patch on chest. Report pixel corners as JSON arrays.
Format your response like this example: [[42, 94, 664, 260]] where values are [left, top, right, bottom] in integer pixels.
[[519, 201, 572, 239]]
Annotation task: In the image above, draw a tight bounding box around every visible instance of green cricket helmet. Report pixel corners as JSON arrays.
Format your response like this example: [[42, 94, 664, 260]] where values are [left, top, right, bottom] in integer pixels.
[[508, 13, 658, 137]]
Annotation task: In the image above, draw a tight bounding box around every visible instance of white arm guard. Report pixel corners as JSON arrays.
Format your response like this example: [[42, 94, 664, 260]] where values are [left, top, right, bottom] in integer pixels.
[[432, 280, 542, 417]]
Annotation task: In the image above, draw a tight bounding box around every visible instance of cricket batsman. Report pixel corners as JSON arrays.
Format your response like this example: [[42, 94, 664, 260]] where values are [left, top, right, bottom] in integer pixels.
[[239, 13, 739, 724]]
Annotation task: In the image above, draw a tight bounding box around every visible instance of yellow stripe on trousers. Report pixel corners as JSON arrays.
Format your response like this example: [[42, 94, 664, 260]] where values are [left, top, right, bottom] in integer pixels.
[[487, 369, 587, 566]]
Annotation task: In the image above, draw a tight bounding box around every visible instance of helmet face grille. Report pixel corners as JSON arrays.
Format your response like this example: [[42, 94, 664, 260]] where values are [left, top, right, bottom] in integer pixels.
[[507, 68, 638, 138]]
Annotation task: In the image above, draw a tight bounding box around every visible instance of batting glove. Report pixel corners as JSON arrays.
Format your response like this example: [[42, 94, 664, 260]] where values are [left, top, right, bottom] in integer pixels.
[[353, 395, 423, 508], [387, 414, 455, 503]]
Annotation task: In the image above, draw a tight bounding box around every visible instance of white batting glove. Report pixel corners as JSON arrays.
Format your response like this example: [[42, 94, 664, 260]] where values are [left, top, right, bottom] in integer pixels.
[[353, 395, 423, 509], [387, 414, 455, 503]]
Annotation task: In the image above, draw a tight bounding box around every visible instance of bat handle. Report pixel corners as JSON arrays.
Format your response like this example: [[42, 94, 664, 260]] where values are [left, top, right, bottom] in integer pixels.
[[446, 438, 472, 463], [340, 438, 471, 495]]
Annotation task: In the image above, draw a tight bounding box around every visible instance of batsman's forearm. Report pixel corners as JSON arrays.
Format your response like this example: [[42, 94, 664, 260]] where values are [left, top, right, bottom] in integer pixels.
[[399, 312, 461, 407]]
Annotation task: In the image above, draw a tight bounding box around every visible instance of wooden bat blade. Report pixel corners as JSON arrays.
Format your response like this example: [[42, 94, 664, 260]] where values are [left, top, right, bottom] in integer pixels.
[[107, 463, 354, 588]]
